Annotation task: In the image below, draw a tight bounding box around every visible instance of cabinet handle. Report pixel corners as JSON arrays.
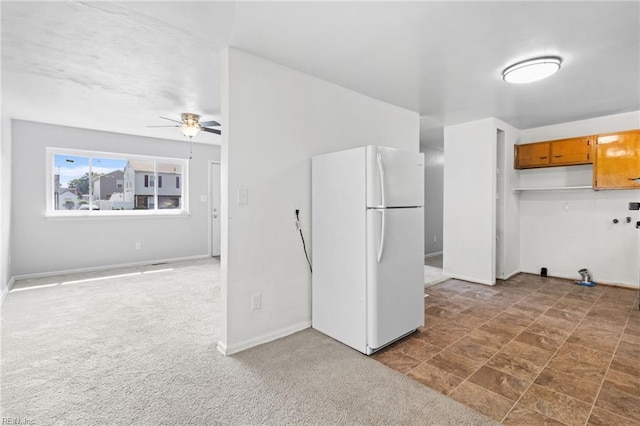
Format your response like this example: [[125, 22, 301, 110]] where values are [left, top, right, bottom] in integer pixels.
[[553, 155, 563, 158], [540, 156, 548, 159], [629, 177, 640, 181]]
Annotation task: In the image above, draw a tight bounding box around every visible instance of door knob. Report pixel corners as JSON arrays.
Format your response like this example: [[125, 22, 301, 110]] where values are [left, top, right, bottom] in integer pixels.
[[636, 221, 640, 229]]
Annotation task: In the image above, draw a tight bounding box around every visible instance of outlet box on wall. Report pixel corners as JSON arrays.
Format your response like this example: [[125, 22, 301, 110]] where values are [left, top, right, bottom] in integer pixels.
[[251, 292, 261, 310]]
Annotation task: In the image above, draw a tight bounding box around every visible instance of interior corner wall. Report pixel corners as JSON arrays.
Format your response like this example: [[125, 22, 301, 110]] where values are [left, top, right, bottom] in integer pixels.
[[10, 120, 220, 277], [1, 115, 13, 300], [519, 111, 640, 288], [422, 147, 444, 255], [221, 48, 419, 354]]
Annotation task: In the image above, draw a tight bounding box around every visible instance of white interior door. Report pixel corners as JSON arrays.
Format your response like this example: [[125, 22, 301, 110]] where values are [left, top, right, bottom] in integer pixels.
[[210, 163, 221, 256]]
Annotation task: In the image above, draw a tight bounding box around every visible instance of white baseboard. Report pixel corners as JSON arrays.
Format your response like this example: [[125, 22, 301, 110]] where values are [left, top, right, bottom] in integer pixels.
[[12, 254, 211, 281], [216, 341, 228, 356], [424, 276, 449, 288], [520, 270, 639, 290], [0, 276, 15, 304], [220, 320, 312, 356], [501, 270, 521, 280], [443, 273, 495, 286], [424, 251, 443, 258]]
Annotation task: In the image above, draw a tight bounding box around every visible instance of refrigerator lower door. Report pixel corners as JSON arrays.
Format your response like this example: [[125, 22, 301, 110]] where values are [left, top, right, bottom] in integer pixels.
[[366, 207, 424, 352]]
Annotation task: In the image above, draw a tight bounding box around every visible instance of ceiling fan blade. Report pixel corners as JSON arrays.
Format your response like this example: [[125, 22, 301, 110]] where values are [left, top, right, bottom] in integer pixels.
[[159, 116, 183, 124], [147, 125, 179, 128], [199, 120, 221, 127], [201, 127, 221, 135]]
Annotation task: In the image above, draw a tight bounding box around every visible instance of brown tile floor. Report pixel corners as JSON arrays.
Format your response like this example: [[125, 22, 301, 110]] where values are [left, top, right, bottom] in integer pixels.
[[373, 274, 640, 425]]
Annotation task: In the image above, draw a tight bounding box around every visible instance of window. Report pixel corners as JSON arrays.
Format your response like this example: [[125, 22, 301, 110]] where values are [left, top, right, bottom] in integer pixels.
[[48, 148, 188, 215]]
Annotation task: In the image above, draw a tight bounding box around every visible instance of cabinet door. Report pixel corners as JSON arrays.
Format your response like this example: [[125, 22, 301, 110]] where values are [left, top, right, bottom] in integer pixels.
[[551, 137, 592, 165], [594, 130, 640, 189], [515, 142, 550, 169]]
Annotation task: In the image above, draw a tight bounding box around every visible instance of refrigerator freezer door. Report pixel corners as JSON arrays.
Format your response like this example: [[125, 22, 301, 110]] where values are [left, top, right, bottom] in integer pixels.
[[367, 207, 424, 351], [367, 146, 425, 208]]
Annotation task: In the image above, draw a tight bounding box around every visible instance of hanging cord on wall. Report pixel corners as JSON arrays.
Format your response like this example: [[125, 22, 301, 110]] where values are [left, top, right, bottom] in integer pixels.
[[295, 209, 313, 273]]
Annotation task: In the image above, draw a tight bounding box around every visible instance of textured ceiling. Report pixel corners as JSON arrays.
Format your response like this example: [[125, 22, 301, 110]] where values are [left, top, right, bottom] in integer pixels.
[[2, 1, 639, 146]]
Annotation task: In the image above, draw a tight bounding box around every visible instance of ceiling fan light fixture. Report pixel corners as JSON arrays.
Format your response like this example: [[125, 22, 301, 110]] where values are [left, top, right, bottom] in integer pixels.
[[149, 112, 220, 138], [180, 124, 200, 139], [502, 56, 562, 84]]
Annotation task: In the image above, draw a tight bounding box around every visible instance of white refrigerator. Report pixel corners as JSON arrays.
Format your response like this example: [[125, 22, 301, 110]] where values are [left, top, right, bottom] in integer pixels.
[[312, 145, 425, 355]]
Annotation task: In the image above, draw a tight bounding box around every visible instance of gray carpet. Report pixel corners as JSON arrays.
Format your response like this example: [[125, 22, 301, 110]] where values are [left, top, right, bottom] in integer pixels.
[[1, 258, 495, 425]]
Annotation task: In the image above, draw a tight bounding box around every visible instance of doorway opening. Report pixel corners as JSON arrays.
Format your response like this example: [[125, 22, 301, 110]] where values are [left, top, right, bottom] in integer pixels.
[[422, 145, 445, 288]]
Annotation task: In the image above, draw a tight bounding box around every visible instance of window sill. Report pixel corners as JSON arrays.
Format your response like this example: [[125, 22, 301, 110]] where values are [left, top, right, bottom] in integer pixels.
[[45, 210, 190, 220]]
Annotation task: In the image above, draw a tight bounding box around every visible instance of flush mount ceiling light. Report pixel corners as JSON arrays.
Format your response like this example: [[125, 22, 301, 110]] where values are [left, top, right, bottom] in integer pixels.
[[502, 56, 562, 84]]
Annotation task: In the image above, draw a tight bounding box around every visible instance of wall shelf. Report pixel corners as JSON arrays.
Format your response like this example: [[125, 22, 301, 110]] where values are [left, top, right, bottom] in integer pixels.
[[512, 185, 592, 193]]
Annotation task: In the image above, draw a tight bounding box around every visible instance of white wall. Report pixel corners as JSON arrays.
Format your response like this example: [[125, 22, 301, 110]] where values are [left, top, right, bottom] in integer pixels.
[[443, 118, 520, 285], [1, 115, 13, 301], [220, 48, 419, 354], [422, 146, 444, 255], [10, 120, 220, 276], [519, 111, 640, 288]]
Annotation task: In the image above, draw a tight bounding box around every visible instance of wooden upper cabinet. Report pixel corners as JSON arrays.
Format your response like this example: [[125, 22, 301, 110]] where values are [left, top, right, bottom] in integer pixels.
[[593, 129, 640, 190], [550, 136, 592, 165], [515, 136, 593, 169], [515, 142, 550, 169]]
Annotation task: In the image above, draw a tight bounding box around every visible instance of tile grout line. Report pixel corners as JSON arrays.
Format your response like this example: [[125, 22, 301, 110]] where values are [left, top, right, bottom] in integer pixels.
[[498, 287, 601, 424], [443, 286, 542, 403], [417, 279, 638, 425], [410, 284, 533, 397], [410, 279, 624, 425], [581, 301, 635, 426], [408, 297, 494, 380]]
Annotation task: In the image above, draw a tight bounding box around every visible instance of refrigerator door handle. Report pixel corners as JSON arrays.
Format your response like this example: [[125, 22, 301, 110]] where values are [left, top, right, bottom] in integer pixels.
[[377, 209, 386, 263], [377, 152, 386, 207]]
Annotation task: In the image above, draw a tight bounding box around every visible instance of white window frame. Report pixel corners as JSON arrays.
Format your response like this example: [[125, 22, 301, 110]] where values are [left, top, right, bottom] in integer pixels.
[[46, 147, 189, 217]]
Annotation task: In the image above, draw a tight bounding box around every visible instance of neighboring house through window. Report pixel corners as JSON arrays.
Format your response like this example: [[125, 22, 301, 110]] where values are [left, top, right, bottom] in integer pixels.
[[48, 148, 187, 215]]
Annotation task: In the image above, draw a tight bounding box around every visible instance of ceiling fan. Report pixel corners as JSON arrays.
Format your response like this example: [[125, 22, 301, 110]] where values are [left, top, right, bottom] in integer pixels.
[[148, 113, 221, 138]]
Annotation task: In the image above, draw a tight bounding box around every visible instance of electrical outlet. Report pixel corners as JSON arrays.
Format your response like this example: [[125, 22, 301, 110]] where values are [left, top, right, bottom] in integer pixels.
[[238, 188, 248, 205], [251, 293, 261, 310], [433, 235, 437, 242], [294, 208, 301, 230], [135, 242, 142, 250]]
